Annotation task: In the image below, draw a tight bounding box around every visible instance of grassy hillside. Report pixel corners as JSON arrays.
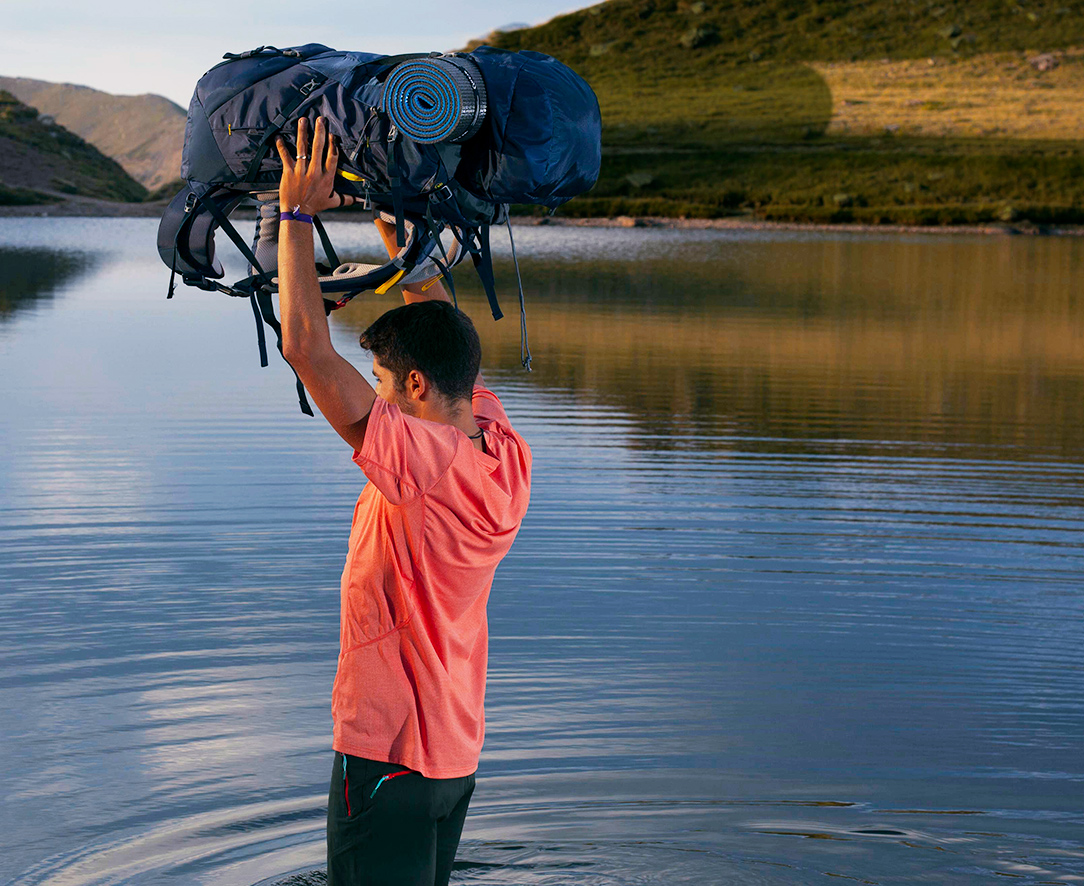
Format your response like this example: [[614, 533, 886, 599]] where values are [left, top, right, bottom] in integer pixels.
[[0, 91, 147, 204], [478, 0, 1084, 223], [0, 78, 185, 191]]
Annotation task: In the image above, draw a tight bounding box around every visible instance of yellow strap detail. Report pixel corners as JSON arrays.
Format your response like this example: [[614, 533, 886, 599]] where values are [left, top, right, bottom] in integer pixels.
[[420, 275, 441, 292], [228, 124, 232, 135], [374, 269, 406, 295], [337, 170, 365, 182]]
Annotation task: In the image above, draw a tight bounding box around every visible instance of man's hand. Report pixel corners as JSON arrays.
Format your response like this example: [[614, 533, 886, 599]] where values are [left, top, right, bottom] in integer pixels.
[[277, 116, 374, 451], [276, 117, 352, 215]]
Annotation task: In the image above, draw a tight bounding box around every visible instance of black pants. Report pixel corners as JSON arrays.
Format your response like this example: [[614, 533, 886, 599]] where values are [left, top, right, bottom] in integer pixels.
[[327, 752, 475, 886]]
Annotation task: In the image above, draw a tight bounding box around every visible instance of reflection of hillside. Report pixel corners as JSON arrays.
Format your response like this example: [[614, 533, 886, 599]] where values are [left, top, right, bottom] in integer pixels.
[[0, 248, 93, 320], [334, 237, 1084, 461]]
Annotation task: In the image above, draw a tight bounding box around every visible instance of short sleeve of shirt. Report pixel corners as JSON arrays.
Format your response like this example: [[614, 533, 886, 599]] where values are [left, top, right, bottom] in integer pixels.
[[472, 384, 511, 430], [352, 398, 459, 505]]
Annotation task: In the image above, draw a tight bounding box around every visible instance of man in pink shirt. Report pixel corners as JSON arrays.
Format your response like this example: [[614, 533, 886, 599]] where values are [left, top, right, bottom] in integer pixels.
[[274, 117, 531, 885]]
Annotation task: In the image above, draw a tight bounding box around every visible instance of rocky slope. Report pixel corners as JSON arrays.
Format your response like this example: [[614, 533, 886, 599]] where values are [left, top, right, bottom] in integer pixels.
[[0, 90, 147, 205], [0, 77, 184, 191]]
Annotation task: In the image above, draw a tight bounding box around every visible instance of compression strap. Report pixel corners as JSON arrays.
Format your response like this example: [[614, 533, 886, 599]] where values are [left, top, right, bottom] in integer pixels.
[[243, 71, 328, 183], [469, 225, 503, 321], [248, 293, 269, 367]]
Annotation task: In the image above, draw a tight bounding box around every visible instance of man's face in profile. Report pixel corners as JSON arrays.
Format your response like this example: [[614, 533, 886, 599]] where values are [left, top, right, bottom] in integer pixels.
[[372, 357, 419, 416]]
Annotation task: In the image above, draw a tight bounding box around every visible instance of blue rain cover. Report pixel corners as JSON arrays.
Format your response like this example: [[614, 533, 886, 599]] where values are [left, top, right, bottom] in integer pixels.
[[459, 46, 602, 207]]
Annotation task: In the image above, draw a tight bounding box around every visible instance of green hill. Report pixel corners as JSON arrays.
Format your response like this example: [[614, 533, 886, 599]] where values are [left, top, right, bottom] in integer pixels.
[[479, 0, 1084, 223], [0, 91, 147, 205]]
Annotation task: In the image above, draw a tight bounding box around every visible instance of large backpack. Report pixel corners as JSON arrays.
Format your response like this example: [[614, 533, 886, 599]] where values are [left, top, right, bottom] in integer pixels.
[[157, 43, 601, 412]]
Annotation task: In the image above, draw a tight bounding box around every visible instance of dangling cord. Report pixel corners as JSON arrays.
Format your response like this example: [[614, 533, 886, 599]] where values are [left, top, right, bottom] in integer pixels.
[[505, 216, 532, 371]]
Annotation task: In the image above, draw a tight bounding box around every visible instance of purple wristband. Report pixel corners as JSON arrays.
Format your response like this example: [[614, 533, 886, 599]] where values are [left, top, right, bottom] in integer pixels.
[[280, 207, 314, 224]]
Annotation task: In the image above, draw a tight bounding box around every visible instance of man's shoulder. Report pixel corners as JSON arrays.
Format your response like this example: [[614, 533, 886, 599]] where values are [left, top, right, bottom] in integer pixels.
[[471, 384, 514, 431]]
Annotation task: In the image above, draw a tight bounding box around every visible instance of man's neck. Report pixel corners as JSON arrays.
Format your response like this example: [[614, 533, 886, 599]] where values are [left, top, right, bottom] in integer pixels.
[[418, 399, 483, 450]]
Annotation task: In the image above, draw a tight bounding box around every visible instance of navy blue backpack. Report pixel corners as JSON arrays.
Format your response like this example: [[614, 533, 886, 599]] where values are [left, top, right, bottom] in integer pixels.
[[157, 43, 601, 412]]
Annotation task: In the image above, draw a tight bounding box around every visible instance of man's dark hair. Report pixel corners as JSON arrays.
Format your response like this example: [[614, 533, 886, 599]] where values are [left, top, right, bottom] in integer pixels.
[[360, 300, 481, 402]]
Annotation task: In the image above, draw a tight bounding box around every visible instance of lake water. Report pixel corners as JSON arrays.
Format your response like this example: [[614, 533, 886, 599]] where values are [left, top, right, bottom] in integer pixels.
[[1, 218, 1083, 886]]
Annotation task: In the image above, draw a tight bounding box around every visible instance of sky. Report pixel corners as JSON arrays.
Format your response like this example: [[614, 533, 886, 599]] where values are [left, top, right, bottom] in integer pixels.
[[0, 0, 588, 107]]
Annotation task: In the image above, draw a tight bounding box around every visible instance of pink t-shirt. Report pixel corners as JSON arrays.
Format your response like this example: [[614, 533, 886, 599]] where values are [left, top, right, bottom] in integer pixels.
[[331, 384, 531, 778]]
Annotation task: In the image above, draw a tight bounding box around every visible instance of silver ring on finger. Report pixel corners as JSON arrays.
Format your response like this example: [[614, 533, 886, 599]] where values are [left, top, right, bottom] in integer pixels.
[[297, 154, 310, 161]]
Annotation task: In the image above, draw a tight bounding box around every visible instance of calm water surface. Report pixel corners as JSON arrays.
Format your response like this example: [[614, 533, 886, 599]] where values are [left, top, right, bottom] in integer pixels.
[[1, 219, 1082, 885]]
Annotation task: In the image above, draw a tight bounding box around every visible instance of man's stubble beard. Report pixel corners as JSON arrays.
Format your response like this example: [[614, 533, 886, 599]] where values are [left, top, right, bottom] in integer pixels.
[[394, 387, 419, 417]]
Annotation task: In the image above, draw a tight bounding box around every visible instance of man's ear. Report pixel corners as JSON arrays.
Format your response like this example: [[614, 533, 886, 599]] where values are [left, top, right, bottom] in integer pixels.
[[405, 369, 427, 401]]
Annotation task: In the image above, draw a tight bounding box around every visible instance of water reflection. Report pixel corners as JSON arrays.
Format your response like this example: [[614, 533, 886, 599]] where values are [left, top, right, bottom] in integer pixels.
[[332, 233, 1084, 460], [0, 246, 94, 321]]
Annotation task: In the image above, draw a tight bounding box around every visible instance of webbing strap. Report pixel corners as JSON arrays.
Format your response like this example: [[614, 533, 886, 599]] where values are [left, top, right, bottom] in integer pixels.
[[196, 191, 270, 283], [312, 215, 340, 269], [422, 208, 458, 309], [222, 46, 302, 60], [249, 292, 269, 367], [167, 228, 180, 299], [167, 201, 195, 299], [470, 225, 503, 321], [255, 289, 314, 416], [375, 52, 437, 74], [243, 71, 328, 183], [387, 130, 406, 247]]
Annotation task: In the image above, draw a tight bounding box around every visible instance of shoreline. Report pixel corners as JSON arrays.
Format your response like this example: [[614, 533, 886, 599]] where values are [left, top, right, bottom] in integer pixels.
[[1, 196, 1079, 236]]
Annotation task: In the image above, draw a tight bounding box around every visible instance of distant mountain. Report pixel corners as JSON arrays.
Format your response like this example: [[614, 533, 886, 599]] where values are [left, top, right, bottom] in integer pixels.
[[0, 90, 146, 204], [0, 77, 184, 191]]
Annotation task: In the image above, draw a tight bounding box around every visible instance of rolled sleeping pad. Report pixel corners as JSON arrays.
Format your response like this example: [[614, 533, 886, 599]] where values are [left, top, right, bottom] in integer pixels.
[[382, 56, 487, 144]]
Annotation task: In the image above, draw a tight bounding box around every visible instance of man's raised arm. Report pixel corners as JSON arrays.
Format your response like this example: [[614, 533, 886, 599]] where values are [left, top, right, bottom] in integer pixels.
[[276, 117, 375, 451]]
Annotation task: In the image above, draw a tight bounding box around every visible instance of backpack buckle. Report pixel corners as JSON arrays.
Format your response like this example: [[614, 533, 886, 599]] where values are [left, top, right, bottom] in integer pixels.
[[299, 78, 320, 96], [183, 274, 218, 292], [431, 183, 453, 203], [183, 192, 198, 213]]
